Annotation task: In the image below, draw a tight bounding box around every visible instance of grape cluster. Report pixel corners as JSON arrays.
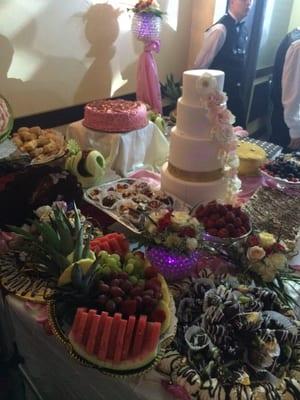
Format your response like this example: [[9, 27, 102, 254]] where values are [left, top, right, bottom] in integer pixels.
[[263, 156, 300, 182], [95, 251, 163, 320]]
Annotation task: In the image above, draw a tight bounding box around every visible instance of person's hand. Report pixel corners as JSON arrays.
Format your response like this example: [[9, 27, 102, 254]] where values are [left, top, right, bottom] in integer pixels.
[[288, 138, 300, 150]]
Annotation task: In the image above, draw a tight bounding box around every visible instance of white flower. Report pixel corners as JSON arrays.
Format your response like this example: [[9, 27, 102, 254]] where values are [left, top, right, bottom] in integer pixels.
[[186, 237, 198, 251], [34, 205, 53, 222], [212, 123, 234, 143], [247, 246, 266, 262], [226, 153, 240, 169], [196, 73, 217, 96]]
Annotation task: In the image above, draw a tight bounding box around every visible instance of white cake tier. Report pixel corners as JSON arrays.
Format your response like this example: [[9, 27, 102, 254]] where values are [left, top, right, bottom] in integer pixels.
[[176, 99, 211, 139], [168, 127, 223, 172], [182, 70, 224, 106], [161, 163, 228, 207]]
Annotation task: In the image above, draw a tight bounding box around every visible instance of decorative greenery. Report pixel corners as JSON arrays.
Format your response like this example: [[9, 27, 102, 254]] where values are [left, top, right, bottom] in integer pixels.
[[160, 74, 182, 105]]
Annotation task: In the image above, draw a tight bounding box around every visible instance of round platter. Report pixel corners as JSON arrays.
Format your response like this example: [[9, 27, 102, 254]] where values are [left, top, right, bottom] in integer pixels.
[[47, 295, 177, 378], [260, 168, 300, 189], [0, 253, 53, 304]]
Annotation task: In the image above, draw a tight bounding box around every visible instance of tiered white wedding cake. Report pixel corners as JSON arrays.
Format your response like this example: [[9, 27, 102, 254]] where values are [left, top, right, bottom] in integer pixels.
[[161, 69, 240, 206]]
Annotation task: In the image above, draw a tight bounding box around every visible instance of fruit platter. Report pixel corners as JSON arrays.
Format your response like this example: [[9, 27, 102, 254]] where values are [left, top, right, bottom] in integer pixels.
[[47, 248, 177, 377], [260, 154, 300, 189], [84, 178, 189, 234]]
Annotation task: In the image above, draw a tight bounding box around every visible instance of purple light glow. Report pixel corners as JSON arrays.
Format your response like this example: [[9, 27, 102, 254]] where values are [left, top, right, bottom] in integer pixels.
[[146, 247, 203, 281], [132, 13, 161, 42]]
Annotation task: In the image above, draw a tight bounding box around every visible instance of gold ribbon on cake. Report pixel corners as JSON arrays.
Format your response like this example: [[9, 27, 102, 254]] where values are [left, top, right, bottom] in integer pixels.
[[168, 163, 223, 182]]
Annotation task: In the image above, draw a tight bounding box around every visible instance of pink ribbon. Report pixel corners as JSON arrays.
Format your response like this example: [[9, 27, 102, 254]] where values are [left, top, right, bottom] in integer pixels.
[[136, 39, 162, 114]]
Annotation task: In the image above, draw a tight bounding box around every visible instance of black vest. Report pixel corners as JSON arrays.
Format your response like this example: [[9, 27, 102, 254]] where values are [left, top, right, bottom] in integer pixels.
[[209, 14, 248, 93], [271, 29, 300, 147]]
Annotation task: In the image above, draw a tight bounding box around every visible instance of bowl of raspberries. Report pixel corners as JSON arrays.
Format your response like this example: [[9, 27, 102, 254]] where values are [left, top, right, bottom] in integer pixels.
[[260, 155, 300, 187], [194, 201, 251, 244]]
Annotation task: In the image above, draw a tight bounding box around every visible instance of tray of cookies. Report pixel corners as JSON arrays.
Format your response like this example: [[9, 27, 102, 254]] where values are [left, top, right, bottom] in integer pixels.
[[11, 126, 66, 165]]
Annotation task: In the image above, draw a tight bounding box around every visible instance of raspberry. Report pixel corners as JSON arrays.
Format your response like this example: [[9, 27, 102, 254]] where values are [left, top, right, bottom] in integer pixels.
[[210, 213, 220, 221], [217, 205, 227, 215], [247, 235, 260, 247], [227, 223, 236, 235]]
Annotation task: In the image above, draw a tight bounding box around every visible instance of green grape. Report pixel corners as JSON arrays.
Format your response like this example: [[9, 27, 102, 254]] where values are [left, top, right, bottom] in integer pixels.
[[128, 275, 138, 285], [99, 250, 109, 259], [138, 279, 145, 288], [124, 263, 134, 274], [102, 266, 111, 276], [110, 254, 121, 262], [125, 252, 134, 261], [106, 257, 120, 270], [133, 257, 145, 269]]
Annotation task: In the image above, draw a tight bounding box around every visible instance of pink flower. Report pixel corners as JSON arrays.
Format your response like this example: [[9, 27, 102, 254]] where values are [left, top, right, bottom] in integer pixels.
[[247, 246, 266, 262]]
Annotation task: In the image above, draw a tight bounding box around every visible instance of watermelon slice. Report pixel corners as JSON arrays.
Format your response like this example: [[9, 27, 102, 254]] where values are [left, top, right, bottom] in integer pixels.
[[121, 315, 136, 361], [106, 313, 122, 360], [86, 314, 100, 354], [94, 312, 108, 355], [131, 315, 147, 358], [82, 309, 97, 346], [143, 321, 161, 354], [113, 319, 127, 362], [70, 307, 87, 340], [90, 233, 129, 257], [98, 315, 113, 360], [69, 308, 163, 371], [75, 310, 88, 344]]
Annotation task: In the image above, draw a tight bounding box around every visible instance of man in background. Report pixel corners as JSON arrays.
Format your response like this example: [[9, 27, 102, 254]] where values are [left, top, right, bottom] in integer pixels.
[[194, 0, 252, 126], [271, 28, 300, 150]]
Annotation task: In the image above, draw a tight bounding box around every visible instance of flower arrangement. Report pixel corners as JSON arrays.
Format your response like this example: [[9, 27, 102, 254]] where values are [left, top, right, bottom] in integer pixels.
[[228, 230, 300, 307], [128, 0, 165, 18], [196, 73, 241, 202], [144, 209, 203, 253], [144, 209, 204, 281]]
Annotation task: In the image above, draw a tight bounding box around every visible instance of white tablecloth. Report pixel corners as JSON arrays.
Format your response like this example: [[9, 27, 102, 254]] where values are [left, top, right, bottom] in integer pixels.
[[66, 121, 169, 177], [5, 295, 172, 400]]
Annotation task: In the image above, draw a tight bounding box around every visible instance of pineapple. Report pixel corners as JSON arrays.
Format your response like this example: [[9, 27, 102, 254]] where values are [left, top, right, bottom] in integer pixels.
[[9, 204, 100, 286]]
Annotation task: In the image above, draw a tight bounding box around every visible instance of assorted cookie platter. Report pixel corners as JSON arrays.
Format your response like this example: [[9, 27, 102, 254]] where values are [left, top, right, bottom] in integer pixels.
[[84, 179, 189, 234]]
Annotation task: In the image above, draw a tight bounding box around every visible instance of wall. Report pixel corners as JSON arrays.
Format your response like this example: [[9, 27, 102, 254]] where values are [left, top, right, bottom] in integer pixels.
[[0, 0, 192, 118], [289, 0, 300, 30], [187, 0, 216, 67]]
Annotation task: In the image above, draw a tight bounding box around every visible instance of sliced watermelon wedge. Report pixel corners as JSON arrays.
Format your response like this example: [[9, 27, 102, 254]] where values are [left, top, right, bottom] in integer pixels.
[[98, 316, 113, 360], [106, 313, 122, 360], [121, 315, 136, 361], [131, 315, 147, 358], [113, 319, 127, 363], [86, 314, 100, 354]]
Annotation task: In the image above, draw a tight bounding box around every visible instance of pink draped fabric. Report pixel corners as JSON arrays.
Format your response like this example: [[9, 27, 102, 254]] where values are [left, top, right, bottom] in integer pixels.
[[136, 40, 162, 114]]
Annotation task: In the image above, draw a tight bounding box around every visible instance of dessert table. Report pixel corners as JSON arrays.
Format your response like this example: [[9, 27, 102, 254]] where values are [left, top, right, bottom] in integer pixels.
[[66, 120, 169, 177], [2, 169, 300, 400]]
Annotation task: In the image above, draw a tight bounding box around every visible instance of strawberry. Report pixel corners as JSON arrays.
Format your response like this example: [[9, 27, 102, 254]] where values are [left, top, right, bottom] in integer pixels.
[[205, 219, 216, 229], [217, 205, 227, 216], [234, 217, 242, 227], [225, 212, 235, 223], [227, 224, 236, 235], [218, 228, 229, 238], [210, 213, 220, 221], [207, 228, 218, 236], [216, 217, 226, 228]]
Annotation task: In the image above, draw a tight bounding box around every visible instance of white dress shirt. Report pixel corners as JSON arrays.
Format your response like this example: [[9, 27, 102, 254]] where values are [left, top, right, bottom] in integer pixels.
[[282, 38, 300, 139], [194, 11, 238, 68]]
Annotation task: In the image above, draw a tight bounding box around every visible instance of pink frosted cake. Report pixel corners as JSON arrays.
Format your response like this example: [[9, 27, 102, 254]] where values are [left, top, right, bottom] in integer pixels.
[[83, 99, 148, 132]]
